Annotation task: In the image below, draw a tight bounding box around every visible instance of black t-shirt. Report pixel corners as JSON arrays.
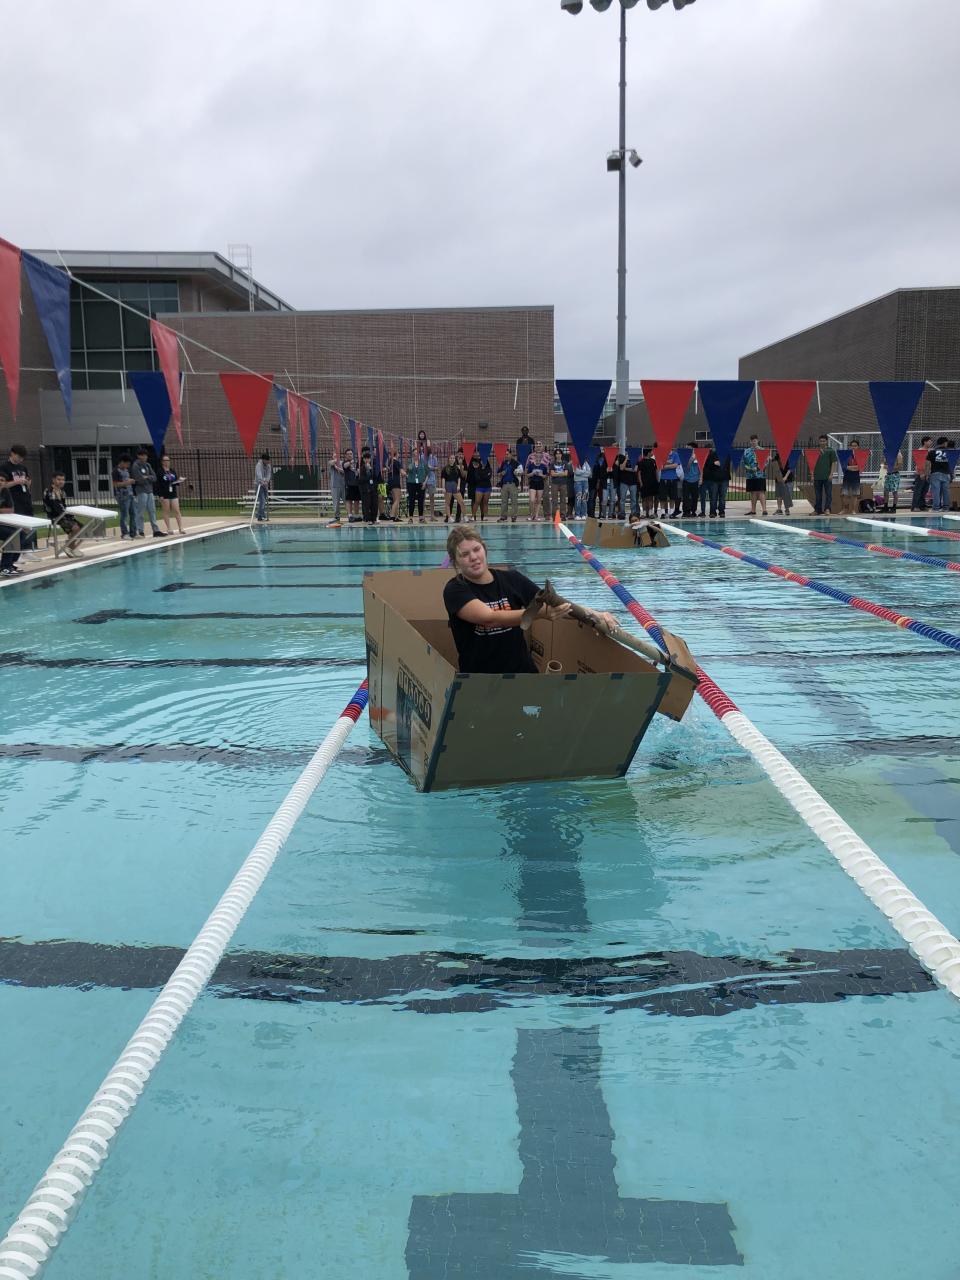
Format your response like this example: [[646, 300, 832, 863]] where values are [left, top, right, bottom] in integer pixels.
[[0, 461, 32, 515], [475, 462, 492, 488], [443, 568, 539, 674], [928, 447, 952, 475], [385, 458, 403, 487], [156, 469, 179, 499]]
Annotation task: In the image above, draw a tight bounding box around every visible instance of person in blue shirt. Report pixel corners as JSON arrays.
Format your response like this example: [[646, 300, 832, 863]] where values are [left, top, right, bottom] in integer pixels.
[[525, 448, 548, 522], [498, 449, 521, 522], [681, 443, 700, 517], [658, 450, 683, 519], [743, 434, 768, 516]]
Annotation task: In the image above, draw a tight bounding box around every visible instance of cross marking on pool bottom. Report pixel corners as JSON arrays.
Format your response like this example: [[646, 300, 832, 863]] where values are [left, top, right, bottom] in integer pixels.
[[406, 1026, 742, 1275]]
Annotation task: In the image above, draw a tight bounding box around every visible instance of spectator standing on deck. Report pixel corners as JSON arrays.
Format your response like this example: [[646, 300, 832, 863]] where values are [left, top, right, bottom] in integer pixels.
[[743, 435, 768, 517], [840, 438, 862, 515], [772, 450, 795, 515], [525, 447, 547, 522], [157, 454, 185, 535], [681, 443, 701, 517], [617, 450, 638, 518], [424, 446, 440, 521], [658, 449, 683, 519], [911, 436, 932, 510], [358, 446, 379, 523], [328, 452, 345, 523], [639, 447, 659, 519], [498, 449, 521, 522], [111, 454, 135, 539], [43, 472, 83, 557], [0, 444, 34, 576], [131, 448, 165, 537], [882, 451, 903, 513], [442, 453, 462, 523], [406, 450, 428, 523], [588, 451, 606, 519], [549, 448, 572, 521], [384, 447, 404, 522], [473, 453, 493, 522], [573, 454, 591, 518], [702, 449, 728, 519], [812, 435, 838, 516], [926, 437, 954, 512], [253, 452, 272, 523], [343, 448, 361, 522]]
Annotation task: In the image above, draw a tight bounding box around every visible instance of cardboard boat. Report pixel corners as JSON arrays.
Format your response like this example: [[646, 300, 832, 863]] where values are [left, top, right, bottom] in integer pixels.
[[363, 567, 697, 792], [582, 517, 669, 549]]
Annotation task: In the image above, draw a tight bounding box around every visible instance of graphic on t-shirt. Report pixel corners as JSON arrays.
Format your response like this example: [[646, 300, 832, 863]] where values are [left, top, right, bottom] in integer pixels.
[[474, 595, 511, 636]]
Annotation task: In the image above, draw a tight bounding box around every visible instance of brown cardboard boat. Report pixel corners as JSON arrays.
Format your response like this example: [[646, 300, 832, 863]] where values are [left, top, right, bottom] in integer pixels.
[[582, 517, 669, 549], [363, 567, 697, 792]]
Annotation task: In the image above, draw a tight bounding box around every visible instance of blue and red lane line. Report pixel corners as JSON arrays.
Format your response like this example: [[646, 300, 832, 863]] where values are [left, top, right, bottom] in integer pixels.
[[679, 530, 960, 654], [341, 679, 370, 722], [803, 527, 960, 573], [559, 528, 742, 722]]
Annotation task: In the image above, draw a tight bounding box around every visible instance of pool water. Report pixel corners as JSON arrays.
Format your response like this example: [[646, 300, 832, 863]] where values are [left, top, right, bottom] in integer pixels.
[[1, 520, 959, 1279]]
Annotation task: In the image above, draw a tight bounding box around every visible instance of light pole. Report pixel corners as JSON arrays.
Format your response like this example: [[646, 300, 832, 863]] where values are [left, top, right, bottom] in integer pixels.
[[561, 0, 696, 451]]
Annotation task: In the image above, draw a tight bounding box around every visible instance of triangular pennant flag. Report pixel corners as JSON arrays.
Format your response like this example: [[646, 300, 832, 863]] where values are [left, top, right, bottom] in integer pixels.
[[852, 448, 868, 473], [150, 319, 183, 443], [219, 372, 274, 456], [0, 237, 21, 418], [947, 449, 960, 474], [755, 448, 770, 471], [868, 381, 925, 469], [758, 381, 816, 462], [729, 449, 744, 472], [367, 425, 375, 458], [308, 401, 318, 461], [376, 428, 384, 468], [517, 442, 532, 467], [273, 385, 289, 460], [640, 380, 695, 468], [331, 410, 342, 457], [348, 418, 358, 457], [285, 391, 299, 459], [693, 447, 711, 474], [912, 449, 928, 474], [804, 448, 821, 475], [462, 441, 476, 465], [130, 370, 171, 457], [493, 442, 508, 467], [603, 445, 618, 468], [677, 447, 693, 471], [555, 379, 611, 466], [22, 252, 72, 420], [697, 381, 754, 464], [626, 446, 642, 465], [568, 446, 579, 467], [837, 450, 852, 470], [786, 449, 801, 472], [477, 441, 492, 464]]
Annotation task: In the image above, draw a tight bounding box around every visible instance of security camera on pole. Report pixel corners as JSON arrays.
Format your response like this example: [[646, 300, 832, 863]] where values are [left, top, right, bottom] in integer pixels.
[[560, 0, 697, 451]]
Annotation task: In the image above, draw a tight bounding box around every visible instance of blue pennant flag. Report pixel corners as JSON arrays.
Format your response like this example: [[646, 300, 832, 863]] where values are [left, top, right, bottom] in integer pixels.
[[868, 381, 925, 469], [556, 379, 611, 466], [477, 441, 492, 464], [517, 442, 532, 468], [837, 449, 852, 471], [625, 446, 642, 465], [308, 400, 318, 462], [697, 381, 754, 464], [677, 447, 693, 471], [22, 253, 72, 421], [273, 385, 289, 461], [729, 448, 744, 472], [130, 371, 171, 457], [786, 449, 801, 472]]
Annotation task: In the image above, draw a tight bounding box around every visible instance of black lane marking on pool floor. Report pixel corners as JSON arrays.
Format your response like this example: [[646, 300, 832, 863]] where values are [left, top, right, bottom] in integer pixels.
[[407, 1025, 743, 1272], [0, 652, 363, 669], [208, 562, 448, 572], [0, 939, 934, 1017], [0, 743, 391, 767], [76, 609, 362, 624]]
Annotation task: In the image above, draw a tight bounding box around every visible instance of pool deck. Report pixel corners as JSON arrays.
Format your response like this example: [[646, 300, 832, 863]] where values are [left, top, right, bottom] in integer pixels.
[[0, 502, 924, 587]]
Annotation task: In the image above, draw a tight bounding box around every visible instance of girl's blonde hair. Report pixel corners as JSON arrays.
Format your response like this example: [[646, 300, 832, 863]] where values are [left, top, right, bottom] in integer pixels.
[[446, 524, 486, 565]]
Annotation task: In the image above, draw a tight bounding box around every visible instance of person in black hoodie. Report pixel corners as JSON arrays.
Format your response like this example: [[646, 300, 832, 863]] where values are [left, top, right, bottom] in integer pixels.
[[639, 447, 659, 518], [0, 444, 34, 575], [702, 449, 731, 518], [588, 451, 607, 518], [357, 447, 380, 523]]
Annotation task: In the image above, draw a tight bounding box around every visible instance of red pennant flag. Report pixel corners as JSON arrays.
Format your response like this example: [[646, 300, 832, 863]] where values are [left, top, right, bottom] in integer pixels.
[[693, 447, 711, 475], [803, 448, 821, 475], [285, 391, 299, 458], [150, 320, 183, 443], [641, 380, 695, 468], [376, 429, 384, 468], [493, 442, 507, 466], [331, 411, 342, 457], [755, 448, 770, 471], [462, 441, 476, 465], [603, 445, 618, 468], [0, 237, 21, 419], [568, 445, 580, 467], [913, 448, 928, 473], [758, 381, 816, 461], [299, 396, 311, 457], [852, 448, 869, 473], [219, 373, 274, 456]]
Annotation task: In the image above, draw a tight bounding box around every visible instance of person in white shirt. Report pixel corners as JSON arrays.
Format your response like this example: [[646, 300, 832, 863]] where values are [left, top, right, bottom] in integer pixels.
[[254, 453, 272, 522]]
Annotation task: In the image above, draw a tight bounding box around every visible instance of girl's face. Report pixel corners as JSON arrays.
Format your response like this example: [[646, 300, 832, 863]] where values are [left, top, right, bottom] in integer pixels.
[[161, 458, 170, 468], [448, 455, 456, 466], [454, 538, 487, 580]]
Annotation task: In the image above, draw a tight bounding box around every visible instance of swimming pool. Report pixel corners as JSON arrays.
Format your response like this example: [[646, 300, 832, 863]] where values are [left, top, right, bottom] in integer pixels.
[[1, 520, 959, 1278]]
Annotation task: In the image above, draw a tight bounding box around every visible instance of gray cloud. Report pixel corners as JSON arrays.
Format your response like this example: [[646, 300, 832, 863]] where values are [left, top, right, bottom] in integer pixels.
[[2, 0, 958, 379]]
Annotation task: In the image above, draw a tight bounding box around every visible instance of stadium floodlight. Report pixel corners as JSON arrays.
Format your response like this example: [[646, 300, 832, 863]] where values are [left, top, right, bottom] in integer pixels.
[[589, 0, 615, 10], [628, 150, 642, 168], [560, 0, 583, 12]]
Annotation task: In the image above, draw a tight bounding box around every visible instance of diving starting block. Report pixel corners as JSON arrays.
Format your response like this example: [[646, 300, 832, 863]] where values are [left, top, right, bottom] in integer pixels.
[[53, 505, 117, 557], [0, 513, 52, 564]]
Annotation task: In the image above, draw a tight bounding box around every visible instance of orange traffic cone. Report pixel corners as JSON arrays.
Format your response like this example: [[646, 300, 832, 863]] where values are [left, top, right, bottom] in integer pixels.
[[553, 508, 561, 527]]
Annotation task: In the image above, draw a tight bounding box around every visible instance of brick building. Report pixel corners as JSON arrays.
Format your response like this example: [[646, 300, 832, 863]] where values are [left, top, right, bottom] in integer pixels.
[[0, 249, 554, 502]]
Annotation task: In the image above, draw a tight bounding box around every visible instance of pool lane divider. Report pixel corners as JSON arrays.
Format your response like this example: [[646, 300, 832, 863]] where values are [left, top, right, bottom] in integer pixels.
[[655, 521, 960, 654], [556, 520, 960, 1003], [846, 515, 960, 542], [0, 681, 370, 1280], [752, 518, 960, 573]]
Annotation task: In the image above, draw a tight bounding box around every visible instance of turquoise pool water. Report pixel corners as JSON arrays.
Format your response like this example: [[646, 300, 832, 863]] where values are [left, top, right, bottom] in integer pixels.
[[1, 520, 959, 1278]]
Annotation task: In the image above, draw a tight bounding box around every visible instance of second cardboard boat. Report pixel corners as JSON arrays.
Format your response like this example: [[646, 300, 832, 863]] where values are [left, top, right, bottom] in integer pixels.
[[363, 567, 697, 792], [581, 517, 670, 549]]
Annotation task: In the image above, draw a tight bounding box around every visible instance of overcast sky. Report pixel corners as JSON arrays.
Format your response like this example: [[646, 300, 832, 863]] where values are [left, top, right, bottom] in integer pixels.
[[2, 0, 958, 380]]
